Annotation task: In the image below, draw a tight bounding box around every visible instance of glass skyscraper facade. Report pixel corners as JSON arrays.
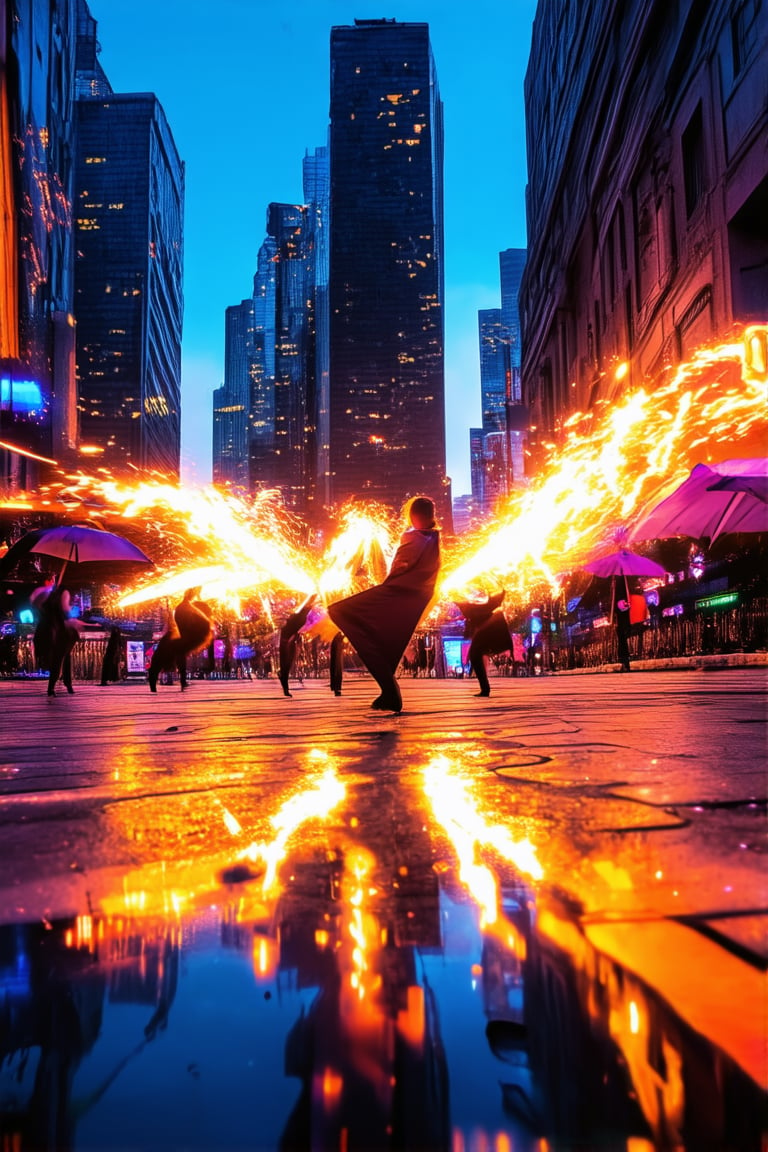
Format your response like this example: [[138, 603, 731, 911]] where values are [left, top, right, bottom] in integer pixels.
[[478, 308, 507, 434], [328, 19, 448, 522], [74, 91, 184, 476], [1, 0, 78, 492], [249, 234, 277, 491], [213, 298, 255, 490]]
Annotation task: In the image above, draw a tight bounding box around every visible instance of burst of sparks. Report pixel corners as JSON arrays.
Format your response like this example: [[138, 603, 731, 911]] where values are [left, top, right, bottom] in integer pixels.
[[1, 327, 765, 615], [440, 325, 767, 597]]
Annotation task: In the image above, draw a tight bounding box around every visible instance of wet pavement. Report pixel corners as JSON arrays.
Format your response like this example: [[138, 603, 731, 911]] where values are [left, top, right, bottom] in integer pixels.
[[0, 669, 766, 1150]]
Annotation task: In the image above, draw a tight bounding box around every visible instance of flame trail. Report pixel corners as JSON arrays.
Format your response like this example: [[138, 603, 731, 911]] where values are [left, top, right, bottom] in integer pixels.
[[441, 325, 767, 598], [239, 762, 346, 893], [422, 755, 543, 931]]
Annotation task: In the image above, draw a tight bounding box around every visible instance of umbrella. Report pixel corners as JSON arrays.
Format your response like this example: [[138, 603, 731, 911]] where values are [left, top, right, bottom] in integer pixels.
[[628, 459, 768, 544], [0, 524, 153, 583], [582, 549, 669, 579], [581, 549, 669, 620]]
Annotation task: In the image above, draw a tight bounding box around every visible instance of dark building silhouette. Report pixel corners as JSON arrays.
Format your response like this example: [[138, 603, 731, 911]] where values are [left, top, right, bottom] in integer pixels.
[[249, 232, 278, 490], [328, 19, 450, 525], [213, 299, 255, 490], [74, 6, 184, 477], [0, 0, 79, 492], [247, 201, 318, 516], [520, 0, 768, 472], [471, 248, 528, 516]]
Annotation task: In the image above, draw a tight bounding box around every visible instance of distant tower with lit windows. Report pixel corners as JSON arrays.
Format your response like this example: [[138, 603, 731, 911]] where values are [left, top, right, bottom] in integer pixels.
[[74, 7, 184, 477], [328, 19, 450, 524]]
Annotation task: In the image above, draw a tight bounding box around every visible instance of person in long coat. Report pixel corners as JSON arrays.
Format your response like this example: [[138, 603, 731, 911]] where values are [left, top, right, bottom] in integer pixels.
[[328, 496, 441, 714], [455, 591, 510, 697]]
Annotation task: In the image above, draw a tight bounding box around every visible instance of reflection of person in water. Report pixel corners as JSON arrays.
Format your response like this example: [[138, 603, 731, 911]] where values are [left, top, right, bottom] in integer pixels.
[[0, 918, 181, 1150], [278, 851, 449, 1151]]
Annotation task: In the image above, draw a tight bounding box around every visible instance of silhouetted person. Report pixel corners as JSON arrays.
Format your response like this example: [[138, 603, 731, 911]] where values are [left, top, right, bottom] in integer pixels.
[[615, 598, 631, 672], [148, 588, 214, 691], [456, 590, 510, 697], [328, 496, 441, 714], [100, 626, 122, 685], [330, 631, 345, 696], [31, 583, 83, 697], [279, 595, 317, 697]]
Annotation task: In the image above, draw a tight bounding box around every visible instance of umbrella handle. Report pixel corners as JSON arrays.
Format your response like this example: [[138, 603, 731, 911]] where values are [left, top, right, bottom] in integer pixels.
[[57, 559, 68, 584]]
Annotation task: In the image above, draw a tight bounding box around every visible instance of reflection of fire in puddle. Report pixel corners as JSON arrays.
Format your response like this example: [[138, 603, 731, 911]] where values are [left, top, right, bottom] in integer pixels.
[[0, 762, 762, 1149]]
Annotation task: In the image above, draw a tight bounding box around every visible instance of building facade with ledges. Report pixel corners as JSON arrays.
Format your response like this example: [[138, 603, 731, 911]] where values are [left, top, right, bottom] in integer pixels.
[[520, 0, 768, 469]]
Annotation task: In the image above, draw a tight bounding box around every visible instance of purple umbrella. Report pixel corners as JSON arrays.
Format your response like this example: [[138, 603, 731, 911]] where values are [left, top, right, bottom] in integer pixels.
[[629, 459, 768, 543], [582, 549, 669, 579], [582, 549, 669, 618], [1, 524, 153, 583]]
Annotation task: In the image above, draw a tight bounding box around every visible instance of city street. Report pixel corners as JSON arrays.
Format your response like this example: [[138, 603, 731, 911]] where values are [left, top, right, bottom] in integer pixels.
[[0, 668, 765, 1149]]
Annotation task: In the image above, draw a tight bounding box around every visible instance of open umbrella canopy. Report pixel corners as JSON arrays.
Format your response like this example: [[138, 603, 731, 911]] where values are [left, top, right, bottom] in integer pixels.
[[582, 548, 669, 578], [27, 524, 152, 565], [629, 459, 768, 543], [0, 524, 153, 582]]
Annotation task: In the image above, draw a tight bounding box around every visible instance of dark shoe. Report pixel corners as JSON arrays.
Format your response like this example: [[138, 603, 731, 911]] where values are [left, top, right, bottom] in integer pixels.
[[475, 690, 491, 697], [334, 690, 342, 697]]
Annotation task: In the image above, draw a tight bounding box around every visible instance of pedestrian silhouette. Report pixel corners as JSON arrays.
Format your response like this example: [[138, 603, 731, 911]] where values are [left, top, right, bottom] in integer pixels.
[[100, 626, 122, 685], [456, 590, 510, 697], [328, 496, 441, 714], [31, 582, 84, 697], [148, 588, 214, 692], [278, 595, 317, 697]]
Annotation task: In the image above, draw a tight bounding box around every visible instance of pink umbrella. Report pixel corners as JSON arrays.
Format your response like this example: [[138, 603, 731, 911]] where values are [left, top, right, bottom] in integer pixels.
[[629, 459, 768, 543], [582, 549, 669, 619], [582, 549, 669, 579]]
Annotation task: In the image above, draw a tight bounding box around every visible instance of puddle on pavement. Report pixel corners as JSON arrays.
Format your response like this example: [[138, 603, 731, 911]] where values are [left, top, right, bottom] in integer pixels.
[[0, 868, 763, 1151], [1, 757, 764, 1149]]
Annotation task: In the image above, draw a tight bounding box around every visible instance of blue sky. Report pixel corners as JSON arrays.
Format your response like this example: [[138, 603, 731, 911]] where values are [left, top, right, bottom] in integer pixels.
[[91, 0, 538, 496]]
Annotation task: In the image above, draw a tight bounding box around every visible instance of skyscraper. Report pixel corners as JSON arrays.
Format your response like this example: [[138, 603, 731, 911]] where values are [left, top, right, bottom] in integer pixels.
[[74, 20, 184, 478], [249, 234, 277, 491], [1, 0, 78, 493], [499, 247, 527, 487], [258, 201, 317, 514], [478, 309, 507, 434], [328, 19, 449, 523], [213, 298, 255, 489]]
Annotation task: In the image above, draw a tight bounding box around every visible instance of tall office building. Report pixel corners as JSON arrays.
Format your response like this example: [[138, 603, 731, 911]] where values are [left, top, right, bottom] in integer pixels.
[[213, 298, 255, 489], [499, 247, 526, 403], [499, 247, 527, 487], [249, 235, 277, 490], [269, 202, 317, 512], [478, 309, 508, 434], [74, 18, 184, 477], [328, 19, 449, 524], [520, 0, 767, 468], [1, 0, 78, 493], [303, 144, 330, 508]]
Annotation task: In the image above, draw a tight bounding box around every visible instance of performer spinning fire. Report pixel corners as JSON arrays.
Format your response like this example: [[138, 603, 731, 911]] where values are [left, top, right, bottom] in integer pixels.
[[328, 496, 441, 714]]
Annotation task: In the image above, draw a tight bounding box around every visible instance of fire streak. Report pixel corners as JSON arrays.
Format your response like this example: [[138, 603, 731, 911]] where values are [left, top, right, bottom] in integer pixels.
[[238, 762, 346, 893], [1, 326, 765, 613], [422, 754, 543, 931]]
